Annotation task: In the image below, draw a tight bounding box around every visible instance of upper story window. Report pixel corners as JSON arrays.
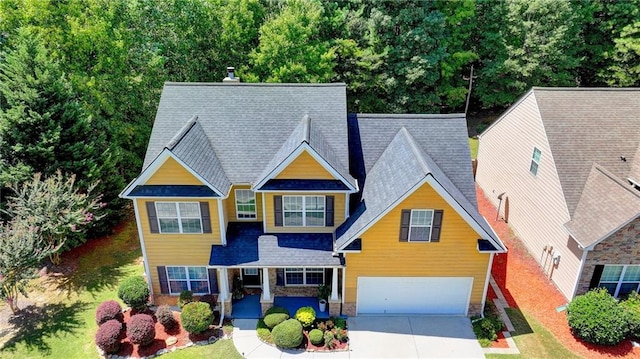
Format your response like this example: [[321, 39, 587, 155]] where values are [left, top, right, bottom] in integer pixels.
[[530, 147, 542, 176], [155, 202, 202, 233], [399, 209, 443, 242], [235, 189, 256, 219], [283, 195, 325, 226]]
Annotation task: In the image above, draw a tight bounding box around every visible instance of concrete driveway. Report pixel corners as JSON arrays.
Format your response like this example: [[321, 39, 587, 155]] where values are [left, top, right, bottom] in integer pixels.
[[347, 316, 484, 358]]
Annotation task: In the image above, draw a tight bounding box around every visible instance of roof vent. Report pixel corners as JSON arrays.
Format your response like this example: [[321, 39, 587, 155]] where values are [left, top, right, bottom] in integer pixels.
[[223, 66, 239, 82]]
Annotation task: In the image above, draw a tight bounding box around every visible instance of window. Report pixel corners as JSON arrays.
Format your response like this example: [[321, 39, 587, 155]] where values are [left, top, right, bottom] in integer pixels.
[[236, 189, 256, 219], [283, 196, 325, 226], [409, 209, 434, 242], [166, 266, 209, 294], [530, 147, 542, 175], [599, 265, 640, 298], [155, 202, 202, 233], [243, 268, 258, 276], [284, 268, 324, 286]]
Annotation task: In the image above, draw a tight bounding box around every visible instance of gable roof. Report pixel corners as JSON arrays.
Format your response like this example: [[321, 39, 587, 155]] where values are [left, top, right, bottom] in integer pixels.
[[336, 126, 504, 252], [142, 83, 350, 187], [564, 164, 640, 249], [254, 115, 356, 191], [351, 114, 478, 205], [532, 88, 640, 214]]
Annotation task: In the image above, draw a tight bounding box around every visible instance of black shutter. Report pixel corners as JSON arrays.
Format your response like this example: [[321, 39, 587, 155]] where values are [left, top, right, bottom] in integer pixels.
[[399, 210, 411, 241], [325, 196, 335, 227], [208, 268, 219, 294], [157, 266, 169, 294], [200, 202, 212, 233], [589, 265, 605, 290], [274, 195, 283, 227], [146, 202, 159, 233], [276, 268, 284, 285], [431, 210, 444, 242]]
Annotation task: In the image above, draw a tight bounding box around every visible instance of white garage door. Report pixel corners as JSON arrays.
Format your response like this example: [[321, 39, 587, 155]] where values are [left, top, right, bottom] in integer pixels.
[[356, 277, 473, 315]]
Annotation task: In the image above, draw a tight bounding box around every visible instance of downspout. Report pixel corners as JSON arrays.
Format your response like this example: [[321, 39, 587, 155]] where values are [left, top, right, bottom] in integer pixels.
[[218, 300, 225, 327], [480, 253, 495, 318]]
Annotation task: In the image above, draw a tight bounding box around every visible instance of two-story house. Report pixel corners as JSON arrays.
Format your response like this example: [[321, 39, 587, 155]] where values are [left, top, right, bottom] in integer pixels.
[[120, 76, 505, 317]]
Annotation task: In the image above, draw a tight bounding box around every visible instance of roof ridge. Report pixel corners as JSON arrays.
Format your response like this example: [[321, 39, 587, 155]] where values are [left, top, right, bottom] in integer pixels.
[[163, 82, 347, 88], [399, 127, 431, 176], [301, 114, 310, 144], [592, 162, 640, 199], [166, 116, 198, 150], [356, 113, 465, 119], [532, 87, 640, 92]]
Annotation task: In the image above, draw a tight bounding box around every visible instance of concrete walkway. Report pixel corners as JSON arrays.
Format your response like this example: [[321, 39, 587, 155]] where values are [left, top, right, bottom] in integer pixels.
[[233, 316, 484, 358]]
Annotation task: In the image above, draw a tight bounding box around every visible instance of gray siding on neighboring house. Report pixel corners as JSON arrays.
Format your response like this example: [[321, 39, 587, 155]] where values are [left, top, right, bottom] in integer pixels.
[[476, 91, 583, 300], [576, 217, 640, 296]]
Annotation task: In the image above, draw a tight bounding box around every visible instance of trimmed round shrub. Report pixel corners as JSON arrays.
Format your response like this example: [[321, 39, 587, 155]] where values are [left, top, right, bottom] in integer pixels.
[[181, 302, 212, 334], [295, 306, 316, 327], [178, 290, 193, 309], [567, 288, 628, 345], [127, 314, 156, 347], [117, 276, 149, 311], [265, 306, 289, 316], [621, 291, 640, 339], [96, 300, 123, 325], [309, 328, 324, 345], [156, 305, 177, 330], [264, 312, 290, 329], [272, 319, 303, 349], [95, 319, 123, 354]]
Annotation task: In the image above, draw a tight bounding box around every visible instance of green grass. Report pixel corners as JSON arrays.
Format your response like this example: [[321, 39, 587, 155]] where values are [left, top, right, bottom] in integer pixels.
[[0, 218, 242, 359], [469, 137, 479, 159], [485, 308, 581, 359], [161, 340, 242, 359]]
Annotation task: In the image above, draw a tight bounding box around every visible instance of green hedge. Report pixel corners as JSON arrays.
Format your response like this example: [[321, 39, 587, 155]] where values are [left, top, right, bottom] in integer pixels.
[[309, 329, 323, 345], [117, 276, 149, 311], [264, 312, 289, 329], [181, 302, 213, 334], [272, 319, 303, 349], [567, 288, 628, 345]]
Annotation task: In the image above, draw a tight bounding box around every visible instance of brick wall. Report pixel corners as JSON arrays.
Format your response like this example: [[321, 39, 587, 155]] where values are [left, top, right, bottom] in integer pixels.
[[576, 218, 640, 296]]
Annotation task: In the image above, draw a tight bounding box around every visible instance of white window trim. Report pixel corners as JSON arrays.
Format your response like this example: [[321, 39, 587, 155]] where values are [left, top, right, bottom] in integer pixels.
[[282, 195, 325, 227], [155, 202, 203, 234], [408, 209, 434, 242], [530, 147, 541, 176], [166, 266, 210, 295], [235, 189, 257, 220], [243, 268, 259, 276], [284, 267, 325, 286], [599, 264, 640, 298]]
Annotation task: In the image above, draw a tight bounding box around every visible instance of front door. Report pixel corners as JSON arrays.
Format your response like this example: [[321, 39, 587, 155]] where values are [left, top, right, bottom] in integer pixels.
[[242, 268, 261, 287]]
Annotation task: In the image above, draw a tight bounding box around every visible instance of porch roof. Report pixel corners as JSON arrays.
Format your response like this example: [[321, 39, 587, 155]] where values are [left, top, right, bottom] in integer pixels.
[[209, 222, 343, 267], [258, 179, 350, 191]]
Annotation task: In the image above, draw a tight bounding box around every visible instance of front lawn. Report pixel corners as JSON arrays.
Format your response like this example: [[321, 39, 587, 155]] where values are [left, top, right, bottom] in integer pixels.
[[0, 218, 242, 359]]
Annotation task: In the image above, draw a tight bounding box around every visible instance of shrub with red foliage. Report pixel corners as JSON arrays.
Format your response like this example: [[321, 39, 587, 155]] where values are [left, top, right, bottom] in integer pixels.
[[95, 319, 123, 354], [96, 300, 124, 325], [127, 314, 156, 347], [156, 305, 177, 330]]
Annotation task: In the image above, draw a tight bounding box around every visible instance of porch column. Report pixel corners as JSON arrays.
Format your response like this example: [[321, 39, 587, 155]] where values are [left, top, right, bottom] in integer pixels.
[[219, 268, 229, 301], [262, 268, 271, 300], [331, 267, 339, 301]]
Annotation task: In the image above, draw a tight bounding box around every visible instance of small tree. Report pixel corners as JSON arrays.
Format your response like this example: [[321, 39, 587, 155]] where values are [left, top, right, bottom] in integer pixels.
[[5, 171, 103, 265], [0, 220, 58, 313]]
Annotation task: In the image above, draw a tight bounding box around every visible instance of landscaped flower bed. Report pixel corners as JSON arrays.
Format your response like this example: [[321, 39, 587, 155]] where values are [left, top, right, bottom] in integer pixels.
[[256, 306, 348, 352]]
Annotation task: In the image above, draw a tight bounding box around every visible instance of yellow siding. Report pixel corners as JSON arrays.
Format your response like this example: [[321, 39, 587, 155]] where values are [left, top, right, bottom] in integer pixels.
[[146, 157, 203, 185], [275, 151, 335, 180], [136, 198, 221, 295], [344, 182, 490, 305], [224, 185, 263, 223], [265, 193, 346, 233]]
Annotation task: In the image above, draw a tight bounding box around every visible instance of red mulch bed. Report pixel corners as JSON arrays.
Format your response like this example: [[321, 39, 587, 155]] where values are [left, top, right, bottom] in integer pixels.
[[302, 330, 348, 352], [492, 331, 510, 349], [477, 185, 640, 358], [115, 309, 219, 358]]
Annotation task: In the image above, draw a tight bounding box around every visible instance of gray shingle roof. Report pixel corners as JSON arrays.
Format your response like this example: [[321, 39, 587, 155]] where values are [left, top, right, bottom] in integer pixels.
[[254, 115, 355, 189], [169, 118, 231, 195], [532, 88, 640, 214], [564, 164, 640, 248], [336, 126, 502, 250], [354, 114, 477, 205], [143, 83, 349, 190]]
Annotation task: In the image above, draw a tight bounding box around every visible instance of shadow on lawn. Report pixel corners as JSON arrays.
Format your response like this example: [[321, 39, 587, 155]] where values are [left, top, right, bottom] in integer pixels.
[[2, 302, 89, 355]]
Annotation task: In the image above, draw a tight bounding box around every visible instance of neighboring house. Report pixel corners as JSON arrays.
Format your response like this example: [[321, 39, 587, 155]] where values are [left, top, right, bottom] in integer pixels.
[[120, 75, 505, 318], [476, 87, 640, 301]]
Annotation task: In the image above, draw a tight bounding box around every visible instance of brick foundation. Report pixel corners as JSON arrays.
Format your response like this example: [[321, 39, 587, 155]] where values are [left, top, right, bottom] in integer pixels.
[[342, 302, 356, 317], [329, 298, 341, 317], [468, 303, 482, 317], [153, 295, 177, 307], [274, 286, 317, 297]]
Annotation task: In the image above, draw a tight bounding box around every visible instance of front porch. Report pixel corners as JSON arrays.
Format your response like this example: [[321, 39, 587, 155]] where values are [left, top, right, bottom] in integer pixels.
[[210, 222, 344, 319], [231, 295, 334, 319]]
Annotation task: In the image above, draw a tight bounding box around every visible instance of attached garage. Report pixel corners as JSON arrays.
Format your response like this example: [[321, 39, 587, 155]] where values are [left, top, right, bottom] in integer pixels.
[[356, 277, 473, 315]]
